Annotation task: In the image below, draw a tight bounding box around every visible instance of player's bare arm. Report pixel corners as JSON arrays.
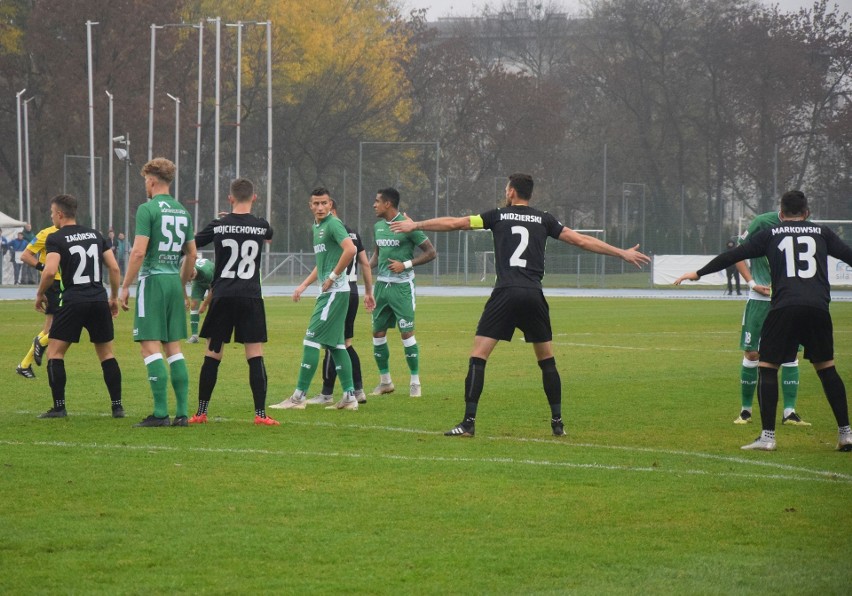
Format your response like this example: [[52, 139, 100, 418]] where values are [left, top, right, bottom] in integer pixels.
[[120, 235, 149, 311], [321, 237, 357, 293], [736, 260, 770, 296], [34, 253, 60, 313], [358, 250, 376, 312], [390, 215, 472, 233], [20, 249, 39, 269], [673, 272, 699, 285], [102, 248, 121, 318], [387, 238, 437, 273], [558, 227, 650, 268], [294, 267, 319, 302]]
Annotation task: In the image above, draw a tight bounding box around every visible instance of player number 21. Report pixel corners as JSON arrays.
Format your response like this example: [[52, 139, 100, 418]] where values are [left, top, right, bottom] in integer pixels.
[[777, 235, 817, 279]]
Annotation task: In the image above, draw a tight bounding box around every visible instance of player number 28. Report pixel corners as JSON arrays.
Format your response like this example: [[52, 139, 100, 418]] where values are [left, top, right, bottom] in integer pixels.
[[220, 239, 259, 279]]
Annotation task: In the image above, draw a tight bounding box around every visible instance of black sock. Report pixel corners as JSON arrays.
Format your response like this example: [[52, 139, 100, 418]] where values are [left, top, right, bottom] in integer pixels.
[[538, 357, 562, 418], [818, 366, 850, 427], [347, 345, 362, 391], [101, 358, 122, 406], [757, 367, 779, 432], [464, 357, 486, 420], [47, 358, 66, 410], [249, 356, 268, 416], [321, 349, 335, 395], [198, 356, 220, 414]]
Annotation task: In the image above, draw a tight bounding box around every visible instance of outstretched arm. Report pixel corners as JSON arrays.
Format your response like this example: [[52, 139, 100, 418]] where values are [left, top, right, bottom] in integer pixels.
[[558, 227, 650, 269], [390, 215, 472, 233]]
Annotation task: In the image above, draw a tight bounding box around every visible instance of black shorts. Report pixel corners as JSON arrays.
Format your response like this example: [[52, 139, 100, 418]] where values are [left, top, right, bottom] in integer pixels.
[[200, 296, 267, 344], [759, 306, 834, 365], [344, 290, 359, 340], [50, 301, 115, 344], [476, 287, 552, 343], [45, 280, 61, 315]]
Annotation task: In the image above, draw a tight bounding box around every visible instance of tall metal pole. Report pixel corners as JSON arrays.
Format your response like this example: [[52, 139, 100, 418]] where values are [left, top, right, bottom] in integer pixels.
[[357, 142, 363, 236], [147, 24, 158, 162], [23, 97, 33, 224], [124, 134, 130, 240], [227, 21, 243, 177], [601, 143, 607, 285], [434, 141, 440, 284], [86, 20, 99, 229], [106, 90, 114, 231], [194, 21, 204, 229], [16, 89, 25, 221], [209, 17, 222, 217], [264, 20, 273, 273], [167, 93, 181, 201]]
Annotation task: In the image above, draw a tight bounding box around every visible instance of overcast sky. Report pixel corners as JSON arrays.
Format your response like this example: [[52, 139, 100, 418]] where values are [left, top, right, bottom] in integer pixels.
[[401, 0, 852, 20]]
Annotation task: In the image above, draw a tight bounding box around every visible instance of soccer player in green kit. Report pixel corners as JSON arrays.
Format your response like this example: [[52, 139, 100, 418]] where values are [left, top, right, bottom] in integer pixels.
[[120, 158, 197, 427], [369, 188, 436, 397], [187, 256, 214, 343], [734, 210, 808, 426], [269, 188, 360, 411]]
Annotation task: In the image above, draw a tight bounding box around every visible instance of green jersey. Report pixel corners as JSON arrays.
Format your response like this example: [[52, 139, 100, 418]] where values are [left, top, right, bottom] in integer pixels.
[[314, 214, 351, 293], [193, 257, 215, 288], [135, 194, 194, 277], [738, 211, 779, 300], [374, 213, 429, 283]]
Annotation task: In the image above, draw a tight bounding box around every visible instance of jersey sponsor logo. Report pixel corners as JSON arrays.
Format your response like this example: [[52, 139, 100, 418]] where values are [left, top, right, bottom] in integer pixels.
[[314, 243, 327, 253], [63, 232, 98, 242], [499, 212, 542, 224], [376, 239, 401, 247], [398, 318, 414, 329]]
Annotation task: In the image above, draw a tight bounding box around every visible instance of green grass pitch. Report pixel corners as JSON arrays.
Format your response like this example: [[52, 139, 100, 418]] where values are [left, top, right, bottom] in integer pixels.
[[1, 295, 850, 593]]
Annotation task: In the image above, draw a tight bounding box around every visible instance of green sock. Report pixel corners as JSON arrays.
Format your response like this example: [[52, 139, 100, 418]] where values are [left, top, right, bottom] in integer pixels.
[[373, 338, 390, 375], [403, 337, 419, 375], [145, 355, 169, 418], [297, 343, 320, 393], [190, 311, 200, 336], [741, 361, 758, 409], [331, 348, 355, 393], [781, 363, 800, 411], [169, 355, 190, 418]]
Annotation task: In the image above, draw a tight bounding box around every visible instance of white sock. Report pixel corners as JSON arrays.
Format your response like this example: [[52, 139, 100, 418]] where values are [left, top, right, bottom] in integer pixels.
[[761, 430, 776, 441], [783, 408, 794, 418], [380, 373, 392, 384], [410, 374, 421, 385]]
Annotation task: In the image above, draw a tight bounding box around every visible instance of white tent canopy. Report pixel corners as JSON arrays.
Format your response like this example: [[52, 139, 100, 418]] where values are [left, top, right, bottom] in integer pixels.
[[0, 210, 27, 229]]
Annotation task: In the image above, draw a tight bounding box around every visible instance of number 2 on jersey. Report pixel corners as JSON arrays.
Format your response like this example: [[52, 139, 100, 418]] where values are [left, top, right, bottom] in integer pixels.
[[509, 225, 529, 267]]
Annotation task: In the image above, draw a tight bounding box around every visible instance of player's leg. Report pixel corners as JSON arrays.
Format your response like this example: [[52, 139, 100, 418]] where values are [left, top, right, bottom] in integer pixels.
[[188, 297, 201, 342], [392, 282, 420, 396], [192, 297, 228, 423], [42, 339, 71, 418], [161, 276, 191, 425], [804, 309, 850, 451], [306, 349, 335, 404], [133, 277, 171, 426], [313, 293, 357, 410], [737, 300, 767, 424], [234, 299, 277, 424], [520, 289, 563, 435], [88, 302, 123, 418], [780, 359, 808, 425], [344, 292, 365, 401], [245, 342, 278, 425], [371, 283, 394, 394]]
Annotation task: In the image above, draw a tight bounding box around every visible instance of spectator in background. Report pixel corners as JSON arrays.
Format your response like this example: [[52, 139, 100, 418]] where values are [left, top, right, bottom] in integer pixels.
[[724, 238, 741, 296], [8, 232, 29, 284], [116, 232, 127, 275]]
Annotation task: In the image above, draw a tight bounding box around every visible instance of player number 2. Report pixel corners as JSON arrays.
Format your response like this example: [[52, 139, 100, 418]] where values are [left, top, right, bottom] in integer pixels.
[[69, 244, 101, 284], [777, 235, 817, 278], [221, 239, 259, 279], [509, 226, 529, 267]]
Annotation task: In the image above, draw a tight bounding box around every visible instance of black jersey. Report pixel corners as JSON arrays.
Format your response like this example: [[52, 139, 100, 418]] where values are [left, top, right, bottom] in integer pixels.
[[195, 213, 273, 298], [478, 206, 565, 289], [697, 221, 852, 311], [45, 224, 110, 304], [344, 225, 365, 288]]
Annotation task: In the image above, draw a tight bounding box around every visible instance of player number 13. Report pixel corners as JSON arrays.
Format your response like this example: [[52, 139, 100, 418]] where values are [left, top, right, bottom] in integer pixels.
[[777, 235, 816, 279]]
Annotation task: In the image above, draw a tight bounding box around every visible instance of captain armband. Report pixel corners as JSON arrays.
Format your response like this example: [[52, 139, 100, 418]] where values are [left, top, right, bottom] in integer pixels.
[[469, 215, 484, 230]]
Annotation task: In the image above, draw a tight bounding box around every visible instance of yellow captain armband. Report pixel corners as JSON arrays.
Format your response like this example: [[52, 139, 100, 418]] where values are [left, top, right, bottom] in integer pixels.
[[469, 215, 484, 230]]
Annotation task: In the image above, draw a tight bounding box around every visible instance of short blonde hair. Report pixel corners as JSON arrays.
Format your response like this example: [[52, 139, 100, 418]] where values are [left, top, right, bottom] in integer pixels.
[[141, 158, 176, 184]]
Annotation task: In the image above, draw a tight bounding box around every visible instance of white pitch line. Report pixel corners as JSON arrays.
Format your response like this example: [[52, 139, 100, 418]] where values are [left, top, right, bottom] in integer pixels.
[[0, 438, 848, 485], [5, 412, 851, 484]]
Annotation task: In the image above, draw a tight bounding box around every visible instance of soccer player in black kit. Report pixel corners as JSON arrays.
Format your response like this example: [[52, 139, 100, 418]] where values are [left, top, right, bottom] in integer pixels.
[[391, 173, 650, 437], [676, 190, 852, 452], [34, 194, 124, 419], [189, 178, 279, 426]]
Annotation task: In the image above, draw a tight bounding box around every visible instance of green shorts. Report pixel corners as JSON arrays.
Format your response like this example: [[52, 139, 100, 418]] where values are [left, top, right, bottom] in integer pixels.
[[304, 291, 350, 348], [133, 274, 188, 343], [190, 281, 210, 302], [372, 280, 416, 334], [740, 299, 770, 351]]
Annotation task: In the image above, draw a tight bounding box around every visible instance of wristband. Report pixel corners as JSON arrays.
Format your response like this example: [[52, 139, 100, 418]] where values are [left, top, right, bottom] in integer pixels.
[[748, 280, 756, 290], [35, 263, 44, 271], [403, 260, 413, 270], [328, 271, 339, 281]]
